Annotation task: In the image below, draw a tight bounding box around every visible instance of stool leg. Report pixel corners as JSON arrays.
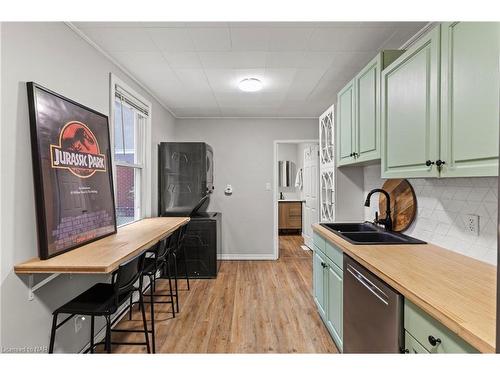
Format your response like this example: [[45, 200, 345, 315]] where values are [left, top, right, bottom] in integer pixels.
[[90, 315, 95, 354], [182, 249, 190, 291], [105, 315, 112, 354], [173, 252, 179, 313], [49, 313, 58, 354], [165, 259, 175, 318], [139, 290, 151, 354], [129, 294, 133, 320], [148, 275, 156, 354]]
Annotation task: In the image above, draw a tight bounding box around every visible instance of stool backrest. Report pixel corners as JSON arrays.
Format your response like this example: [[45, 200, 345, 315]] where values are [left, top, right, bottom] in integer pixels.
[[177, 224, 188, 249], [112, 251, 146, 300], [155, 233, 176, 262]]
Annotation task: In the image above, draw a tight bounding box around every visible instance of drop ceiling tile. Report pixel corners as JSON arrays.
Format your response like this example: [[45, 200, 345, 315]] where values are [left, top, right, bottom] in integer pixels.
[[162, 52, 202, 68], [189, 27, 231, 51], [229, 27, 269, 51], [147, 28, 196, 51], [173, 106, 222, 117], [80, 27, 157, 52], [267, 28, 315, 51], [309, 27, 394, 51], [74, 22, 187, 29], [173, 68, 212, 93], [263, 68, 297, 92], [198, 51, 267, 69], [286, 68, 326, 100], [265, 51, 305, 68], [110, 51, 177, 82], [299, 51, 337, 69]]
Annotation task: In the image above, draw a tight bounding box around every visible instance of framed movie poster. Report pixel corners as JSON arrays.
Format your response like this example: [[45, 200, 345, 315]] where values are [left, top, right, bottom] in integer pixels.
[[27, 82, 117, 259]]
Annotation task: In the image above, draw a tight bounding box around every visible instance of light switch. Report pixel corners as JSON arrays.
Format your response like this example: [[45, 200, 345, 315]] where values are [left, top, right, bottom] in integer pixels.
[[265, 182, 271, 191]]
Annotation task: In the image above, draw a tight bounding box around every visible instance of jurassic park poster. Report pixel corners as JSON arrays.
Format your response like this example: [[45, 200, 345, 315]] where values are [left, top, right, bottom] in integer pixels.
[[27, 82, 116, 259]]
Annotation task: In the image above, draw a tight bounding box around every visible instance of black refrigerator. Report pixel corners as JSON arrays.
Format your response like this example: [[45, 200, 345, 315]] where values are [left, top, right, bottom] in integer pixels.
[[158, 142, 220, 278]]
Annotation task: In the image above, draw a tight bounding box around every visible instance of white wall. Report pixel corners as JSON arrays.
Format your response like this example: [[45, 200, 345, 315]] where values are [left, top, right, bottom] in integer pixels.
[[0, 22, 176, 352], [364, 164, 498, 265], [175, 118, 317, 259]]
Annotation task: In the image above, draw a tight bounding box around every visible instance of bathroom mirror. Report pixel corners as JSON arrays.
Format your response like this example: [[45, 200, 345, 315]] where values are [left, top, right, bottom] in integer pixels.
[[278, 160, 295, 187]]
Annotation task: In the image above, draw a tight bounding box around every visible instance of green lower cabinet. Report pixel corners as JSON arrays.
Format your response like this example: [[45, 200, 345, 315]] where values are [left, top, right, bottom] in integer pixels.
[[404, 331, 429, 354], [326, 262, 343, 351], [313, 246, 327, 318], [312, 235, 343, 351], [404, 300, 478, 353]]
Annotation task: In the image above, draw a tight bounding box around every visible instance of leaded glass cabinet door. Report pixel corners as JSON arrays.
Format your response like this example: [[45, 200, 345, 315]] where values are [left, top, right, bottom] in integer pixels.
[[319, 104, 335, 223]]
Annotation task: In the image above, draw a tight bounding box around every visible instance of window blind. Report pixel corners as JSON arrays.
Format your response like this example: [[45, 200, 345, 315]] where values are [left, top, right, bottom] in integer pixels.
[[115, 84, 150, 117]]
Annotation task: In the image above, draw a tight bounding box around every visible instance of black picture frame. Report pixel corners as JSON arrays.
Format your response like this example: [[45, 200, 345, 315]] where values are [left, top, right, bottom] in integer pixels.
[[27, 82, 117, 259]]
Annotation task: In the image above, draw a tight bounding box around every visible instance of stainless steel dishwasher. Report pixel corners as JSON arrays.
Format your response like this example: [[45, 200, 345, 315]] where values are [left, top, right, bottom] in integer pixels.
[[343, 254, 403, 353]]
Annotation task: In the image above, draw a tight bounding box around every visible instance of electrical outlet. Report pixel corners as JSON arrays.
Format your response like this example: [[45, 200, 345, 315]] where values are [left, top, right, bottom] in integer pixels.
[[74, 315, 85, 333], [464, 214, 479, 236]]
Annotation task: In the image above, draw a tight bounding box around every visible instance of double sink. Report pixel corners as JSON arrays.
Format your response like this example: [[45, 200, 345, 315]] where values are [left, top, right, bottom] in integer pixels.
[[320, 222, 426, 245]]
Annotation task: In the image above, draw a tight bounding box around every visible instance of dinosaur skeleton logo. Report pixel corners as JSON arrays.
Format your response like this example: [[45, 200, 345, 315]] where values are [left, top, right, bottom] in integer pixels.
[[50, 121, 107, 178]]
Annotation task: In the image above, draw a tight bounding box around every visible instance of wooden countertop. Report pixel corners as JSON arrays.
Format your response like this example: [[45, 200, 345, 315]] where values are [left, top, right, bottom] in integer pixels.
[[312, 223, 497, 353], [15, 217, 189, 274]]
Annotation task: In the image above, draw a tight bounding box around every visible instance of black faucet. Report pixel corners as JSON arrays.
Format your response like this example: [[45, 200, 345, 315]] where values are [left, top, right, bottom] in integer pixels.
[[364, 188, 393, 231]]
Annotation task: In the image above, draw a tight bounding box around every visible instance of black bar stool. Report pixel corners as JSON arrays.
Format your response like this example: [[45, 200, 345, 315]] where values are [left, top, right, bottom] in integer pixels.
[[129, 235, 177, 353], [48, 251, 150, 354]]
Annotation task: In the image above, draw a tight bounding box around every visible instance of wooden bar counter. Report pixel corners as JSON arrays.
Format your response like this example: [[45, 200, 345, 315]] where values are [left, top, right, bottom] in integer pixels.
[[14, 217, 189, 274]]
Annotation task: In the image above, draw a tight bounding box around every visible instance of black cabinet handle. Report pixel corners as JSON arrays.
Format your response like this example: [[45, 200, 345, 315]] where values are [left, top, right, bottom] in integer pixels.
[[349, 153, 354, 157], [428, 335, 442, 346], [353, 152, 359, 158], [435, 160, 446, 167], [320, 262, 328, 268], [425, 160, 435, 167]]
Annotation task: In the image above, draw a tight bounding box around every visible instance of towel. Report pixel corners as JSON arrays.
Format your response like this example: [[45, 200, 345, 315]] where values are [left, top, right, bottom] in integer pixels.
[[295, 168, 303, 190]]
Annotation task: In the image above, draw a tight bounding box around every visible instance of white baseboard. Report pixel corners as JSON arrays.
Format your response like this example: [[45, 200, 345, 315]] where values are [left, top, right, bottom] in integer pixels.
[[218, 253, 277, 261]]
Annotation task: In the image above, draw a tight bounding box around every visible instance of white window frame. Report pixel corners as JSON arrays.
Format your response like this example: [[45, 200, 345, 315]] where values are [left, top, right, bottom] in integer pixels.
[[109, 73, 152, 227]]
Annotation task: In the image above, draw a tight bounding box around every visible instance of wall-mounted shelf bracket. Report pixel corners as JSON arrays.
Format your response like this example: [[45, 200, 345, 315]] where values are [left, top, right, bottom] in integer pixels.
[[28, 273, 61, 301]]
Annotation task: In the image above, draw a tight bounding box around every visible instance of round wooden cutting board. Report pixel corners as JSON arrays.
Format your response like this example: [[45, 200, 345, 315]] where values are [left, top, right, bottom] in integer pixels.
[[378, 179, 417, 232]]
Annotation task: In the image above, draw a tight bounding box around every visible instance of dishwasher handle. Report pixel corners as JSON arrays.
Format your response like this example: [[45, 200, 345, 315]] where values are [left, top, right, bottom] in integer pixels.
[[347, 264, 389, 306]]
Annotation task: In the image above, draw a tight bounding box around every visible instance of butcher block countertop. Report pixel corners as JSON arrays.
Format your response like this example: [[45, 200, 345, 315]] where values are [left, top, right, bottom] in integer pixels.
[[312, 223, 497, 353], [15, 217, 189, 274]]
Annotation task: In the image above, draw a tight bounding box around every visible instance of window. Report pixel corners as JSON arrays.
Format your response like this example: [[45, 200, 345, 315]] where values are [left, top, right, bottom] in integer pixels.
[[111, 76, 151, 226]]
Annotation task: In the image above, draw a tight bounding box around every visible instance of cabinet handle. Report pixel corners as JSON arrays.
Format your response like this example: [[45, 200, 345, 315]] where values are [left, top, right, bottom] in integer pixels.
[[349, 153, 354, 157], [428, 335, 442, 347], [320, 262, 328, 268], [401, 349, 410, 354], [353, 152, 359, 158], [435, 160, 446, 167], [425, 160, 435, 167]]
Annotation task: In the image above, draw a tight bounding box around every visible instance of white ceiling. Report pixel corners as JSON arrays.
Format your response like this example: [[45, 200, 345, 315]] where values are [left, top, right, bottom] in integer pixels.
[[73, 22, 427, 118]]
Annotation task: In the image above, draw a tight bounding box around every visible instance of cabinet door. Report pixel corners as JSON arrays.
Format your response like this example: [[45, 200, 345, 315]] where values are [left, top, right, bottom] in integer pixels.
[[336, 80, 355, 166], [440, 22, 499, 177], [313, 249, 327, 318], [326, 263, 343, 350], [355, 54, 381, 163], [381, 26, 441, 178]]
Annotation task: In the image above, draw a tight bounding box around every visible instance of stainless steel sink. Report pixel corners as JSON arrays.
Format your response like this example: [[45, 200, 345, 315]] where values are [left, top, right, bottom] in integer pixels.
[[319, 222, 426, 245]]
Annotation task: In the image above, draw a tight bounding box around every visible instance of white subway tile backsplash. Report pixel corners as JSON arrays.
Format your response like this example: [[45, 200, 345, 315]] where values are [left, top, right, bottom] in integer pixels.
[[363, 164, 498, 265]]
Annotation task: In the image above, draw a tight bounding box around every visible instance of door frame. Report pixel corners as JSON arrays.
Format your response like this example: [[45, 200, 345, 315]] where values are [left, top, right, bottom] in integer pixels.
[[273, 139, 319, 260]]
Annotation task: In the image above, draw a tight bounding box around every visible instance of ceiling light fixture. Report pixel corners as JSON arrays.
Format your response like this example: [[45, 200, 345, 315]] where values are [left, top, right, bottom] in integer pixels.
[[238, 78, 263, 92]]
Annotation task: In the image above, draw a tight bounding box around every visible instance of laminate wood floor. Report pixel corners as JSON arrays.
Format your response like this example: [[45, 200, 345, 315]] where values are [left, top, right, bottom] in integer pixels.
[[108, 235, 338, 353]]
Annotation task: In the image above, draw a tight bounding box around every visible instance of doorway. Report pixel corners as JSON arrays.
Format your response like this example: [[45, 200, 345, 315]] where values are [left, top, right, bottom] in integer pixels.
[[273, 140, 319, 259]]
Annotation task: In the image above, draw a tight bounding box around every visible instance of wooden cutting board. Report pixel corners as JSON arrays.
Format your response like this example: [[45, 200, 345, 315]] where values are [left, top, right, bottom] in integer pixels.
[[378, 179, 417, 232]]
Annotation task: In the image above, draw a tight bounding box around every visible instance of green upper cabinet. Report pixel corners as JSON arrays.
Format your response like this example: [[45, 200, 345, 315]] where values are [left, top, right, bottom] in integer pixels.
[[354, 55, 380, 163], [337, 51, 404, 167], [381, 26, 441, 178], [440, 22, 500, 177], [381, 23, 499, 179], [336, 79, 355, 166]]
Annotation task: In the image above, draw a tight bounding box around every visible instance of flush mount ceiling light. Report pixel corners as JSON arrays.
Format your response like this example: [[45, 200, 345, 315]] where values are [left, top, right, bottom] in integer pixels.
[[238, 78, 263, 92]]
